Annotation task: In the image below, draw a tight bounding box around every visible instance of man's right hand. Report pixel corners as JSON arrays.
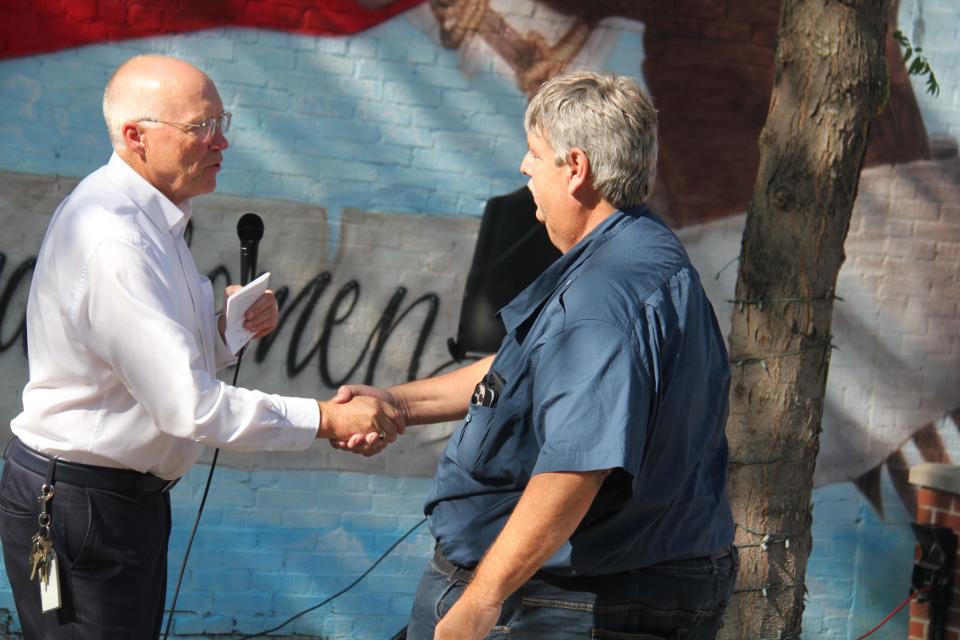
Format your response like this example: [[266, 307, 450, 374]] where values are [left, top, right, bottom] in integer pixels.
[[316, 395, 403, 445], [328, 385, 406, 456]]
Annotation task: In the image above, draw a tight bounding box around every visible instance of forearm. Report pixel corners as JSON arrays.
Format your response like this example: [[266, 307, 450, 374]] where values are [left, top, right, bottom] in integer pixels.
[[387, 355, 494, 425], [464, 469, 609, 604]]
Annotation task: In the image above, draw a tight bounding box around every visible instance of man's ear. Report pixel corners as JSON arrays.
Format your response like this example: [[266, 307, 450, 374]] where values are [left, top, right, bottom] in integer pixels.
[[122, 121, 147, 159], [566, 147, 591, 194]]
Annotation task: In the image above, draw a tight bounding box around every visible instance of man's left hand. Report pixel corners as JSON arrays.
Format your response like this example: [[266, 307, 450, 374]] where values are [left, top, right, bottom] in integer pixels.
[[235, 287, 280, 338], [435, 593, 502, 640]]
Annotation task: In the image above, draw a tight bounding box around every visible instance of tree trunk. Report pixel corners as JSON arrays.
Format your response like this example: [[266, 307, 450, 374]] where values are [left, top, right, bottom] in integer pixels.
[[722, 1, 891, 638]]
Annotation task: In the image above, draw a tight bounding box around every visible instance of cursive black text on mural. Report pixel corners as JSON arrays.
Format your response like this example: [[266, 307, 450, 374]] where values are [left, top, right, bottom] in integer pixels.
[[0, 253, 440, 386]]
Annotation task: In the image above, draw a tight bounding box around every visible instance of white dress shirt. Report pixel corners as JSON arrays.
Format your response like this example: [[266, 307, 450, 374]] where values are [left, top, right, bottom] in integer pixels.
[[12, 153, 319, 479]]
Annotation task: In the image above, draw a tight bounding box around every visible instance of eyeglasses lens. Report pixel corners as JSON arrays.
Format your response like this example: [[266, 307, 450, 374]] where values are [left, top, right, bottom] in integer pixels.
[[201, 112, 232, 143]]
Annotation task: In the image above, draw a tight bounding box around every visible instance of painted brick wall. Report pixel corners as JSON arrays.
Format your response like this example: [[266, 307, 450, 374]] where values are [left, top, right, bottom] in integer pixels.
[[0, 19, 530, 221], [0, 0, 958, 638]]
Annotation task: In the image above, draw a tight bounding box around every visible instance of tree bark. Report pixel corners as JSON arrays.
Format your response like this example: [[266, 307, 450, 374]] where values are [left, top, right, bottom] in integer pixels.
[[722, 1, 891, 638]]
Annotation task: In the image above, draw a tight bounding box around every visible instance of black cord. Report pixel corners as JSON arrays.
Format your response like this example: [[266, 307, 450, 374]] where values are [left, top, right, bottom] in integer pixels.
[[237, 516, 428, 640], [162, 348, 429, 639], [161, 352, 244, 640]]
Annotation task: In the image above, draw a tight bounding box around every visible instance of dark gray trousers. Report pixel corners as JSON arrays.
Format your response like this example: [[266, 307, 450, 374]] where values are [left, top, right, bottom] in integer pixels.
[[0, 439, 171, 639]]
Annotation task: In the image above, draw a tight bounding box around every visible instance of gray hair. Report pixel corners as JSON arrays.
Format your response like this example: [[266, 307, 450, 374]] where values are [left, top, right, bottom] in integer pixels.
[[101, 55, 165, 151], [524, 71, 658, 209]]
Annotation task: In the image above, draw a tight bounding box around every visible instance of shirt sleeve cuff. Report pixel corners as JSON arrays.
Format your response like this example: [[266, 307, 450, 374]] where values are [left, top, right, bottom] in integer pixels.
[[532, 450, 630, 478], [278, 396, 321, 449]]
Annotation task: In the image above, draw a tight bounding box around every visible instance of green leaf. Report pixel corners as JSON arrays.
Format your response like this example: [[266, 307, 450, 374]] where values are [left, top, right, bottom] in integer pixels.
[[892, 29, 940, 99]]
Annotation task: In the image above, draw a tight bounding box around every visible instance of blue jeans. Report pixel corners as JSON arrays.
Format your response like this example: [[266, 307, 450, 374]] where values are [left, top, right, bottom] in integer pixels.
[[407, 546, 738, 639]]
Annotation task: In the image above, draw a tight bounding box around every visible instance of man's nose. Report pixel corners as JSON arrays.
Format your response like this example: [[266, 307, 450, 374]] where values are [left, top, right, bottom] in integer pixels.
[[210, 129, 229, 151]]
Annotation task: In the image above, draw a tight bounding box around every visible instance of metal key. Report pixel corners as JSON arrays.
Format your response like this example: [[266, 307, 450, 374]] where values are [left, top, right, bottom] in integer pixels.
[[29, 533, 53, 582], [38, 537, 54, 585], [28, 483, 56, 583]]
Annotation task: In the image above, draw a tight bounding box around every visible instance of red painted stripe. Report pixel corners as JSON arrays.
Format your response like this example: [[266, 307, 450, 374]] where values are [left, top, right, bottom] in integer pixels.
[[0, 0, 427, 59]]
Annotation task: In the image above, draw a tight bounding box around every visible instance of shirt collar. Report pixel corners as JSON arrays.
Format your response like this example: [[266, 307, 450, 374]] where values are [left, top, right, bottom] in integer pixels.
[[105, 152, 193, 239], [499, 205, 649, 336]]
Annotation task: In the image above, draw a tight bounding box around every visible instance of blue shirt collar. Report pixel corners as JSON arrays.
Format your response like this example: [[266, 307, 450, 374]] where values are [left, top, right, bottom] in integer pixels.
[[499, 205, 650, 336], [104, 152, 193, 239]]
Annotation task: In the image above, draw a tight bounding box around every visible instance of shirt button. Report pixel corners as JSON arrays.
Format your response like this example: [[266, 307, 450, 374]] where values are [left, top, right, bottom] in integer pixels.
[[465, 415, 472, 423]]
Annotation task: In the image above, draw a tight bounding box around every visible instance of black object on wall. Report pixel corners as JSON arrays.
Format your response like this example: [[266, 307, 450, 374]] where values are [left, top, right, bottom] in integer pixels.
[[447, 186, 561, 361]]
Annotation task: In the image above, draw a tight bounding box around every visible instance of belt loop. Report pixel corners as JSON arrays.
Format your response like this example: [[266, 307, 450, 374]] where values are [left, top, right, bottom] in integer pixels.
[[44, 454, 57, 488]]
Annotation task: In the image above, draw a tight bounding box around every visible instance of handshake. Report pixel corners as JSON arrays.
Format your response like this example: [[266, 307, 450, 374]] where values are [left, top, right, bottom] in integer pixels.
[[317, 384, 405, 457], [229, 287, 411, 457], [233, 287, 485, 457]]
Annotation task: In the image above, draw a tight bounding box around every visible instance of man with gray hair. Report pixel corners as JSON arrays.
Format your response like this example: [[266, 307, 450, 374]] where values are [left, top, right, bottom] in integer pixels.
[[0, 54, 400, 638], [336, 71, 737, 639]]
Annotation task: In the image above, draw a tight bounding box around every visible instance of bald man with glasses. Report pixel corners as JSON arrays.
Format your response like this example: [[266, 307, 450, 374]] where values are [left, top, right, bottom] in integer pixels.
[[0, 55, 401, 638]]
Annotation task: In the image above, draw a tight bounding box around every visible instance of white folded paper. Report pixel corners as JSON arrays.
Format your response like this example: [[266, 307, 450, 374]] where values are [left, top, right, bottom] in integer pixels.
[[224, 271, 271, 355]]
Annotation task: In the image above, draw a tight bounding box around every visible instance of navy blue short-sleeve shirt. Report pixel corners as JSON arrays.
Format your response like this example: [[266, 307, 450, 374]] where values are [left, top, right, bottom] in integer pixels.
[[425, 206, 734, 577]]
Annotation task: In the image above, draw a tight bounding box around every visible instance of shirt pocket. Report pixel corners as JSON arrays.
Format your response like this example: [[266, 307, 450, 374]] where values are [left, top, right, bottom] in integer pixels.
[[454, 402, 524, 479]]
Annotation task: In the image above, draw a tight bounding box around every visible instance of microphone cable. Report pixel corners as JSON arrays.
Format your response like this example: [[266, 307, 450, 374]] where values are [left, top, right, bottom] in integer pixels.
[[237, 516, 427, 639], [164, 212, 263, 639], [164, 386, 428, 640], [161, 356, 243, 640]]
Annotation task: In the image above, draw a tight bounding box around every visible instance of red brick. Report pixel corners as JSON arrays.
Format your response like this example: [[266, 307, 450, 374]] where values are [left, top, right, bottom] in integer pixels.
[[918, 506, 936, 524], [912, 600, 931, 619], [917, 488, 936, 508], [911, 618, 928, 639], [919, 488, 953, 510], [942, 513, 960, 532]]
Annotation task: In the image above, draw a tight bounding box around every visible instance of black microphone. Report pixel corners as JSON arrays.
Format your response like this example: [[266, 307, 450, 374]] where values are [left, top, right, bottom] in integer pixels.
[[236, 212, 264, 285]]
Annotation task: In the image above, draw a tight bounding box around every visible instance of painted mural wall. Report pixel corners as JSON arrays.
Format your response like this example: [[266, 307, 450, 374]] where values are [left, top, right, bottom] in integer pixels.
[[0, 0, 958, 637]]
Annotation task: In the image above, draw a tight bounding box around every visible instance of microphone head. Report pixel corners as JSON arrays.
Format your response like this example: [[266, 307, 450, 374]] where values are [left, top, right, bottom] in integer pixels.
[[237, 212, 264, 243]]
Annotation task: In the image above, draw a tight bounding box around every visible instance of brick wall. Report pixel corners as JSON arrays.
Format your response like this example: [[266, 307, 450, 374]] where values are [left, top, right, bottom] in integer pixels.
[[0, 0, 957, 638], [909, 465, 960, 640]]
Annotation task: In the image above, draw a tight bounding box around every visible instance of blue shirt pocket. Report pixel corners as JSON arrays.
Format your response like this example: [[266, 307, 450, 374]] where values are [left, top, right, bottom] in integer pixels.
[[455, 404, 496, 470], [454, 402, 526, 480]]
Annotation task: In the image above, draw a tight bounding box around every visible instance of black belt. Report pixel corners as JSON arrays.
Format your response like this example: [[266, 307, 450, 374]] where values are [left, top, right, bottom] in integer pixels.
[[433, 545, 477, 582], [6, 438, 178, 496]]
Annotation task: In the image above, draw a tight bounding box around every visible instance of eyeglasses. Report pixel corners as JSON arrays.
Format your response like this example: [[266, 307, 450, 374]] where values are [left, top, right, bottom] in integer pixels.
[[139, 111, 232, 144]]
